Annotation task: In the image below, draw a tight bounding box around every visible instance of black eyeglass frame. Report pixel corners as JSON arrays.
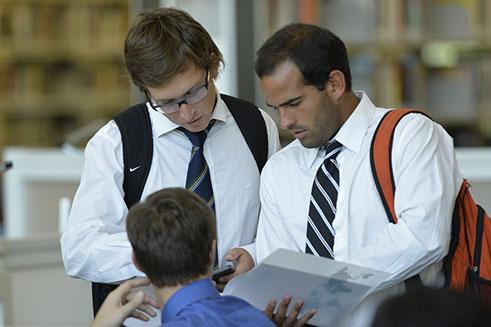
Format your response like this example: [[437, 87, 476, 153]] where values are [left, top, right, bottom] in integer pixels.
[[145, 68, 210, 114]]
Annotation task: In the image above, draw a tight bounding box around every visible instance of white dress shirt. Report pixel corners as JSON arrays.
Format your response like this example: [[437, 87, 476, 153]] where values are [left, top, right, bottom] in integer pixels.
[[255, 91, 462, 326], [61, 93, 280, 283]]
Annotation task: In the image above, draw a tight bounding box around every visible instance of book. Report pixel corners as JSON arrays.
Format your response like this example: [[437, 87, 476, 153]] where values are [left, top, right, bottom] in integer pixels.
[[223, 249, 389, 327]]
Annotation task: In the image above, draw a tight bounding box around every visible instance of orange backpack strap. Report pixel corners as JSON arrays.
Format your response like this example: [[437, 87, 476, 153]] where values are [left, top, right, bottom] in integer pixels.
[[370, 109, 428, 224]]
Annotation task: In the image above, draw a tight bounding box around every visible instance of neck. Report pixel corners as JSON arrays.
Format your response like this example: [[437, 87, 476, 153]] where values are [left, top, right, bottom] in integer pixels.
[[339, 90, 360, 123], [154, 273, 210, 308]]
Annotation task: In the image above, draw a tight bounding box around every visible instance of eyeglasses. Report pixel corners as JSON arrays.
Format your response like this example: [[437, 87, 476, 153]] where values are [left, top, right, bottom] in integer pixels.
[[146, 69, 210, 114]]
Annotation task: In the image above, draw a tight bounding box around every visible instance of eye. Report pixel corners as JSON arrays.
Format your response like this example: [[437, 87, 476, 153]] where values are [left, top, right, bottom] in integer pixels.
[[288, 100, 301, 107], [157, 99, 175, 106]]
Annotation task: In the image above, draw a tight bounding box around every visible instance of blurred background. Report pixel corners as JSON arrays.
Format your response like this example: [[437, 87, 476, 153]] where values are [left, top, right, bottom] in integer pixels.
[[0, 0, 490, 325]]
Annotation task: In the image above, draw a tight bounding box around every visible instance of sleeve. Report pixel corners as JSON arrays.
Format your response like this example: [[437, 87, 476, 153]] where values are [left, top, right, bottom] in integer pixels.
[[351, 114, 462, 289], [255, 159, 298, 263], [239, 108, 281, 261], [60, 121, 144, 283]]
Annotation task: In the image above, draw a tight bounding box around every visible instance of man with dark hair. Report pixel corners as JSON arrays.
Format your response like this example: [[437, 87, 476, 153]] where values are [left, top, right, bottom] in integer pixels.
[[252, 23, 462, 326], [92, 187, 275, 326], [61, 7, 280, 314]]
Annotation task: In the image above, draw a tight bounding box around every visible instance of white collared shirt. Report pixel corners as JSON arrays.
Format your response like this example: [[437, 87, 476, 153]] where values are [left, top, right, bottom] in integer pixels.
[[61, 93, 280, 283], [255, 91, 462, 325]]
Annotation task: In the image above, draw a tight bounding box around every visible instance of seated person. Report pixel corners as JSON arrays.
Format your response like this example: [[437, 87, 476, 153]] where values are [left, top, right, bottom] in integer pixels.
[[92, 188, 314, 326]]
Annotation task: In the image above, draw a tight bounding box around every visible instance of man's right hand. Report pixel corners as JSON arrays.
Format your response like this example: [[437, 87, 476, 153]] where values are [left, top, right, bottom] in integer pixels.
[[215, 247, 255, 291], [91, 278, 158, 327], [263, 296, 316, 327]]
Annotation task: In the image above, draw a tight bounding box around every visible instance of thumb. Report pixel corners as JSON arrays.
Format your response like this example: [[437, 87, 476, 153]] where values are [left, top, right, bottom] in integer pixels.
[[122, 290, 144, 316]]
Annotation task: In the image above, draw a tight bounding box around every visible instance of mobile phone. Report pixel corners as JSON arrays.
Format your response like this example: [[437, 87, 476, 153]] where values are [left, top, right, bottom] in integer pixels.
[[212, 262, 235, 282]]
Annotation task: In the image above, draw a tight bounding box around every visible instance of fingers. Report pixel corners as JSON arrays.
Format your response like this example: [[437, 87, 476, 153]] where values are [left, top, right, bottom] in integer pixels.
[[234, 251, 254, 274], [114, 277, 151, 299], [284, 299, 304, 326], [294, 309, 316, 327], [274, 295, 291, 326], [120, 278, 157, 322], [263, 299, 276, 319], [124, 290, 159, 322], [223, 248, 243, 262], [128, 310, 151, 322], [122, 290, 144, 317], [136, 303, 157, 318], [219, 249, 254, 284], [143, 292, 159, 308], [124, 286, 158, 308]]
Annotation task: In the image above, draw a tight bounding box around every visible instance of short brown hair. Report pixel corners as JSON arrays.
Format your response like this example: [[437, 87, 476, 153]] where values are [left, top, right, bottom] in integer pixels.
[[124, 7, 224, 92], [126, 188, 216, 288]]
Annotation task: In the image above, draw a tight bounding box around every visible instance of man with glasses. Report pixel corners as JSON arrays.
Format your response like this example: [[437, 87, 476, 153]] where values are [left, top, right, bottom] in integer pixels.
[[60, 7, 280, 315]]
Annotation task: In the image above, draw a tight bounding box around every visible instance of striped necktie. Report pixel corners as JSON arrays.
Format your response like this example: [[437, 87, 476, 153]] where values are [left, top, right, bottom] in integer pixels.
[[180, 123, 215, 209], [180, 123, 218, 267], [305, 141, 343, 259]]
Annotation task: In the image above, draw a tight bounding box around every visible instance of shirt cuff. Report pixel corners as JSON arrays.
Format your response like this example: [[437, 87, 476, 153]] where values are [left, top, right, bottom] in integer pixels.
[[239, 242, 257, 266]]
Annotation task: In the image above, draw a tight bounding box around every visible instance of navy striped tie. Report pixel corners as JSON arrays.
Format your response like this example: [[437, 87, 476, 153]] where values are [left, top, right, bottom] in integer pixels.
[[180, 124, 215, 210], [180, 123, 218, 267], [305, 141, 342, 259]]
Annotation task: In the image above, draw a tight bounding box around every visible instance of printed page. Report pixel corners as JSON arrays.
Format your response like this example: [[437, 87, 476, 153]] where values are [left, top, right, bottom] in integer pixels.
[[223, 248, 389, 327]]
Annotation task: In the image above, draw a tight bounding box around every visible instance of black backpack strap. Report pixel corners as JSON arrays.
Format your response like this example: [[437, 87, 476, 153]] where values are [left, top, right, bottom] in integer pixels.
[[221, 94, 268, 173], [91, 282, 117, 316], [91, 104, 153, 316], [113, 103, 153, 209]]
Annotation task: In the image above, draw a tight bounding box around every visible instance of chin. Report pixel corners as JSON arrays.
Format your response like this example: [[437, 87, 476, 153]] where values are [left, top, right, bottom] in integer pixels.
[[184, 120, 207, 132], [299, 138, 324, 149], [298, 139, 314, 148], [186, 126, 204, 133]]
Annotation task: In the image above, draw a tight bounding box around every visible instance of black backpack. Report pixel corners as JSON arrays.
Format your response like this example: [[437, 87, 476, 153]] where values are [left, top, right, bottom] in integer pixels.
[[91, 94, 269, 316]]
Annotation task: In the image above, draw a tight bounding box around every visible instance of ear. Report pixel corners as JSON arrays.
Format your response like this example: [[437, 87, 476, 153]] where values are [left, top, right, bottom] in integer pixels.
[[131, 251, 143, 273], [208, 53, 219, 80], [324, 69, 346, 101]]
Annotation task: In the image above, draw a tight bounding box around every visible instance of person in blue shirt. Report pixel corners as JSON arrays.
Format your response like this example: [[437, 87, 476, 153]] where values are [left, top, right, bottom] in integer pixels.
[[91, 187, 314, 326]]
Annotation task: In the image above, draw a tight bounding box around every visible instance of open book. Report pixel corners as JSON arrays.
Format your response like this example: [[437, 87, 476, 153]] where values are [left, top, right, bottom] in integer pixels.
[[223, 249, 389, 327]]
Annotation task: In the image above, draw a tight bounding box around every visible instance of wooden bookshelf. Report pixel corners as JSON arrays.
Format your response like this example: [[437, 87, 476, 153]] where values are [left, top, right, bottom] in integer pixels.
[[265, 0, 491, 146], [0, 0, 132, 147]]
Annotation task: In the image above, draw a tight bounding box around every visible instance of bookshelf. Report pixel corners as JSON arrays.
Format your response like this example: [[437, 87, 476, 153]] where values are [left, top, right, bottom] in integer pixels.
[[0, 0, 133, 148], [256, 0, 491, 146]]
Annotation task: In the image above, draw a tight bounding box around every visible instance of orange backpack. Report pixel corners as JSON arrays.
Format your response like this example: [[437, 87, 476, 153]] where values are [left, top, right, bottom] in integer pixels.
[[371, 109, 491, 303]]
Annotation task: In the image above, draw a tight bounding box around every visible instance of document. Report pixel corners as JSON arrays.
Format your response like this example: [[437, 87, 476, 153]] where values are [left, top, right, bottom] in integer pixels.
[[223, 249, 390, 327]]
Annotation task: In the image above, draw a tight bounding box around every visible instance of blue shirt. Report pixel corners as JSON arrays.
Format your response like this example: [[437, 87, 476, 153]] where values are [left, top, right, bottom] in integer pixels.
[[161, 278, 274, 326]]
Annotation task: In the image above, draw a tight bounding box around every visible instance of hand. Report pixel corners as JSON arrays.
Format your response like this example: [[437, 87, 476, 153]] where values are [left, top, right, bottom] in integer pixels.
[[215, 247, 255, 291], [91, 278, 158, 327], [263, 296, 316, 327]]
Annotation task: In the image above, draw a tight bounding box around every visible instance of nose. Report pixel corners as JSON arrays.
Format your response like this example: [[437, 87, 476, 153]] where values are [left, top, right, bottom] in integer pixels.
[[179, 102, 196, 121], [278, 107, 295, 130]]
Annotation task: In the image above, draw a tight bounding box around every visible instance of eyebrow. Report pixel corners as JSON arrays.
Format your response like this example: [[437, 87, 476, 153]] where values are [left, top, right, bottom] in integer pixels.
[[265, 95, 303, 109], [154, 79, 203, 103]]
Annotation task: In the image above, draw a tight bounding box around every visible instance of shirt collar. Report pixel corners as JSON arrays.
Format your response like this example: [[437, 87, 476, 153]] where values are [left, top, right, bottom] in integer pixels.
[[161, 278, 219, 324], [149, 90, 228, 138], [305, 90, 376, 168]]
